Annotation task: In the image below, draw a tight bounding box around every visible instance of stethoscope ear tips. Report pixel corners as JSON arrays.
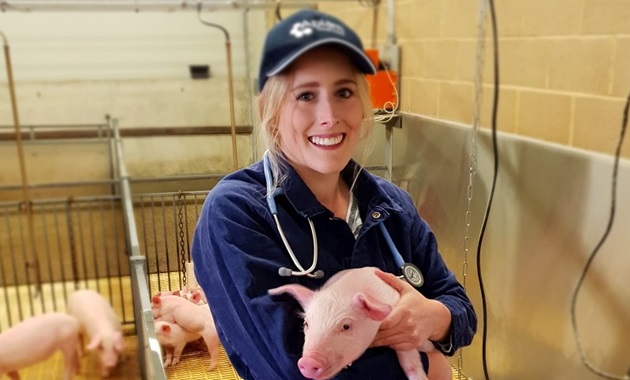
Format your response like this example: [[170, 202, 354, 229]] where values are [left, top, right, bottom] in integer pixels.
[[278, 267, 325, 279], [278, 267, 293, 277], [312, 270, 324, 279]]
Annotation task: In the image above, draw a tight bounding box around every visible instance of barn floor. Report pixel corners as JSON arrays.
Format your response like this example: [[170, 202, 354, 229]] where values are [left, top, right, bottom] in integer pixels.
[[0, 273, 241, 380]]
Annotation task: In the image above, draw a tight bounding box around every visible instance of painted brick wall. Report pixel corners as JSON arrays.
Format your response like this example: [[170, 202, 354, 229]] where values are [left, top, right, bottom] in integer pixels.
[[321, 0, 630, 159]]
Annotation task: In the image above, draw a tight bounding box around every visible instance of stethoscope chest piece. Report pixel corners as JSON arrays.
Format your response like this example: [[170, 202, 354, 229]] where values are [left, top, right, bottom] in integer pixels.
[[401, 263, 424, 288]]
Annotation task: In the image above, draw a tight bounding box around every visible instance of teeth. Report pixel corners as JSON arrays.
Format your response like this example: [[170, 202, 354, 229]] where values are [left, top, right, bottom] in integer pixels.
[[309, 134, 343, 146]]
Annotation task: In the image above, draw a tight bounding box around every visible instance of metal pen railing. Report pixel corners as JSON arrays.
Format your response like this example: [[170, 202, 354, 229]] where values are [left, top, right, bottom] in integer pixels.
[[110, 115, 167, 380]]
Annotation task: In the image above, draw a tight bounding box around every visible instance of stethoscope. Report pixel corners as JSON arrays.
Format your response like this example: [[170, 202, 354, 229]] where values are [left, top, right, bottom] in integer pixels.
[[263, 151, 424, 288]]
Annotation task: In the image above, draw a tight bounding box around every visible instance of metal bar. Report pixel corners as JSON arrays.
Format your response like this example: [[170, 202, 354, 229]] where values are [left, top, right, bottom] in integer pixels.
[[130, 255, 167, 380], [140, 196, 152, 296], [76, 205, 89, 289], [0, 209, 12, 329], [160, 196, 172, 289], [111, 116, 167, 379], [99, 202, 113, 305], [16, 207, 35, 318], [87, 201, 101, 292], [0, 125, 252, 142], [40, 206, 56, 313], [1, 31, 42, 297], [109, 197, 127, 323], [0, 0, 345, 12], [150, 196, 160, 291], [183, 194, 192, 264], [3, 208, 21, 323], [0, 179, 120, 192], [172, 195, 181, 288], [197, 3, 239, 170], [52, 204, 69, 304]]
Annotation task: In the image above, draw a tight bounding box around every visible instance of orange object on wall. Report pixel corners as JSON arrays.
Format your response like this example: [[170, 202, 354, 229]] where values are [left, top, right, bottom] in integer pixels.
[[364, 49, 398, 111]]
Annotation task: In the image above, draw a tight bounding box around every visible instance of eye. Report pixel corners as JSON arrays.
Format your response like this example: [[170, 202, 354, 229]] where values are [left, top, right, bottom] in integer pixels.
[[296, 92, 315, 101], [337, 88, 354, 99], [342, 323, 351, 331]]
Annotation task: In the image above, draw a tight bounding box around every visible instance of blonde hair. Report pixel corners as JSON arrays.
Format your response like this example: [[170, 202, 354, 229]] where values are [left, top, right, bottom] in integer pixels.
[[255, 70, 374, 189]]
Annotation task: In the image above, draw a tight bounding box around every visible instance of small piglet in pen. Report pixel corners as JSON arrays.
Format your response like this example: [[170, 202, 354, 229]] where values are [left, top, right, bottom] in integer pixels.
[[151, 292, 219, 370], [67, 289, 125, 377], [0, 312, 81, 380], [154, 320, 203, 367], [268, 267, 434, 380]]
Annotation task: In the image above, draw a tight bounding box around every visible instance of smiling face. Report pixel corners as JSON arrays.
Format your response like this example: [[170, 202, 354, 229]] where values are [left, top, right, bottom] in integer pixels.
[[277, 46, 365, 180]]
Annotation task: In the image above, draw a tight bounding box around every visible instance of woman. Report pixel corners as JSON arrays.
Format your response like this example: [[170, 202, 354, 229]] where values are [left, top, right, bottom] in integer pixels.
[[192, 9, 476, 380]]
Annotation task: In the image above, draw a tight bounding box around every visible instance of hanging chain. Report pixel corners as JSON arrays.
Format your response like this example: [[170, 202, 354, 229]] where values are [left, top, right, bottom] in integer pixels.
[[177, 191, 187, 286], [458, 1, 488, 379]]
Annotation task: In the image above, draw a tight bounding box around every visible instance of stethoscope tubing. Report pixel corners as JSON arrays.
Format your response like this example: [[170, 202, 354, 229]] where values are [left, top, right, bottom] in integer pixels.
[[263, 151, 419, 285]]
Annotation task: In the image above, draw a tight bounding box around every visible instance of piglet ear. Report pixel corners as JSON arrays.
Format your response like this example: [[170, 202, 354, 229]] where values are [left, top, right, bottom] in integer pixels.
[[268, 284, 315, 310], [151, 295, 161, 306], [191, 292, 201, 303], [87, 334, 102, 351], [352, 293, 392, 321]]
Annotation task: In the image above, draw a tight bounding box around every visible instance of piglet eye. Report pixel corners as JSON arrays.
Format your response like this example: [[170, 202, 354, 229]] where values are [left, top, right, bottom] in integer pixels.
[[342, 323, 350, 331]]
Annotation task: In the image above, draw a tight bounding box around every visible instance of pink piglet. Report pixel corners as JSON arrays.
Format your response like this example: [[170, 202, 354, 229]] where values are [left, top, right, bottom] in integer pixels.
[[67, 289, 125, 377], [151, 295, 219, 370], [268, 267, 434, 380], [0, 312, 81, 380]]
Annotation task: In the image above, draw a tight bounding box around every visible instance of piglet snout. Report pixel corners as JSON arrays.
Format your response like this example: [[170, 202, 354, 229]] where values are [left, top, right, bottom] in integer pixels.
[[298, 356, 325, 379]]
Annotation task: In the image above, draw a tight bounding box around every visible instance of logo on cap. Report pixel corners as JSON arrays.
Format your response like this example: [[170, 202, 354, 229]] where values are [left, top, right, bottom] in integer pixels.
[[289, 19, 346, 39]]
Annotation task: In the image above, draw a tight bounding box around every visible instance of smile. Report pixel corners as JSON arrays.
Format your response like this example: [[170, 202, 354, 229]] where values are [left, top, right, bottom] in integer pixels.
[[308, 134, 345, 147]]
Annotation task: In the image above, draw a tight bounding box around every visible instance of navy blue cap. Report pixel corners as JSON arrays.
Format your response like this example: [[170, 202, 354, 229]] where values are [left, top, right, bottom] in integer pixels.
[[258, 9, 377, 92]]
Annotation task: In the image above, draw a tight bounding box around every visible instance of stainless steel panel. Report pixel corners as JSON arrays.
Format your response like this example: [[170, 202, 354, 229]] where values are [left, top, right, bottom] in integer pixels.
[[388, 114, 630, 380]]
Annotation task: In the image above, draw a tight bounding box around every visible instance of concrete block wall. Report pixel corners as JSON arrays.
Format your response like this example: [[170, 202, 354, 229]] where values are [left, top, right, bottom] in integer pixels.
[[320, 0, 630, 159]]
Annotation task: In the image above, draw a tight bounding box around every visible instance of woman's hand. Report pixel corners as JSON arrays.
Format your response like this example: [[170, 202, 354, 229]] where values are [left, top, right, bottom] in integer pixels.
[[371, 269, 452, 352]]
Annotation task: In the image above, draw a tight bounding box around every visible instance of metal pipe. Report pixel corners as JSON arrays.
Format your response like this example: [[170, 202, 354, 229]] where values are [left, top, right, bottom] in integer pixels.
[[110, 116, 168, 380], [197, 1, 238, 170], [1, 29, 42, 296], [0, 0, 353, 12]]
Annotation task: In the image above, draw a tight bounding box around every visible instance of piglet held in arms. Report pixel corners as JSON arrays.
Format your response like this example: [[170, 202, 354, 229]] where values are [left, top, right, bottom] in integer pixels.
[[268, 267, 434, 380], [0, 312, 81, 380], [67, 289, 125, 377]]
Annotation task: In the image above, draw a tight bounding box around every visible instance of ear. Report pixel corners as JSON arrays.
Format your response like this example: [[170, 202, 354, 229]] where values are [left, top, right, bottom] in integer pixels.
[[86, 334, 102, 351], [268, 284, 315, 310], [191, 292, 201, 303], [352, 293, 392, 321], [160, 324, 171, 334], [151, 295, 161, 306]]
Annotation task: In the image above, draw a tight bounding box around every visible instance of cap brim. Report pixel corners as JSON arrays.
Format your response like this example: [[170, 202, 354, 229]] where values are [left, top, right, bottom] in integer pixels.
[[265, 38, 377, 78]]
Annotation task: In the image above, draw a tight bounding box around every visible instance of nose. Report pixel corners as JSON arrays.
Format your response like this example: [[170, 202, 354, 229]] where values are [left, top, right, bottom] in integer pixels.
[[317, 96, 339, 128], [298, 356, 325, 379]]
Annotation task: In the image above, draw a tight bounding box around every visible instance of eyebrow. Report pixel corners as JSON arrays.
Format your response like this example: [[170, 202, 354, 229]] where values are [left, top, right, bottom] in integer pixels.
[[291, 78, 358, 91]]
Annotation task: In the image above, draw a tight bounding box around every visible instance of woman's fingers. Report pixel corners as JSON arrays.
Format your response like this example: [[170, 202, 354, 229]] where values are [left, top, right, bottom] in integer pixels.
[[374, 269, 411, 294]]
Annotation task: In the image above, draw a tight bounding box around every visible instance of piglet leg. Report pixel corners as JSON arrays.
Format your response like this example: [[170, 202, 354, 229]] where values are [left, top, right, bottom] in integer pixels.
[[203, 333, 220, 371], [163, 347, 174, 367], [396, 349, 428, 380]]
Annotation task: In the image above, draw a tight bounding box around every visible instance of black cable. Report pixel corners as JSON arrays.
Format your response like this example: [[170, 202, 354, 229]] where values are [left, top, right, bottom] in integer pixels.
[[476, 0, 499, 379], [568, 86, 629, 380]]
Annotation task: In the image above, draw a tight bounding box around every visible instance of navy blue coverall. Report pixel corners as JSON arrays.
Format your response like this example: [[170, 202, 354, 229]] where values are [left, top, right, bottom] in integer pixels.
[[192, 159, 477, 379]]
